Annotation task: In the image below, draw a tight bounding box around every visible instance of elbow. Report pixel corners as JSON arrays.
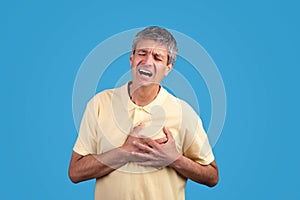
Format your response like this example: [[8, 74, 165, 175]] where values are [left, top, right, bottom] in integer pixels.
[[69, 175, 80, 184], [68, 168, 81, 184], [194, 170, 219, 187], [205, 161, 219, 187], [206, 171, 219, 187], [207, 175, 219, 187]]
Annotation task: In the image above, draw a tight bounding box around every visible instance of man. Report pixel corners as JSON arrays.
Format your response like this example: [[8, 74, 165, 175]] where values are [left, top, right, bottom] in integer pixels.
[[69, 26, 218, 200]]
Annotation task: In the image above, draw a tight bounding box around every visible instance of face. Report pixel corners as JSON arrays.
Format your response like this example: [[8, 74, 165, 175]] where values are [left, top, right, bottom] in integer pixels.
[[130, 39, 174, 86]]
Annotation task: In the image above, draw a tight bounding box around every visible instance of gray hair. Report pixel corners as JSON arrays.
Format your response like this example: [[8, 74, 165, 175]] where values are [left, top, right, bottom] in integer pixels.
[[132, 26, 178, 65]]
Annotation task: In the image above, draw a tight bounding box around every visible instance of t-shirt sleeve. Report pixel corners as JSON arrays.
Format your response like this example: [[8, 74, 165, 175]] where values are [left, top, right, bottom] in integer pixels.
[[181, 102, 215, 165], [73, 99, 98, 156]]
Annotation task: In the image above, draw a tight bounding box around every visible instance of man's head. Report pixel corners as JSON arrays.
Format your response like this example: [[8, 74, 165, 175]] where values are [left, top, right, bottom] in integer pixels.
[[130, 26, 178, 86], [132, 26, 178, 65]]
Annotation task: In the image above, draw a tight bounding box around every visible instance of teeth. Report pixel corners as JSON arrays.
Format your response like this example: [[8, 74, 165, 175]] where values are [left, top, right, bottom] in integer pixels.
[[140, 69, 150, 74], [139, 69, 152, 77]]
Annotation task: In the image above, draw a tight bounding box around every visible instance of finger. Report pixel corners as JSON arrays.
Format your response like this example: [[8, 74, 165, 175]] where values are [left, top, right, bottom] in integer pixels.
[[131, 123, 144, 136], [140, 137, 160, 149], [154, 137, 168, 144], [130, 151, 152, 162], [133, 140, 154, 153], [163, 127, 174, 140]]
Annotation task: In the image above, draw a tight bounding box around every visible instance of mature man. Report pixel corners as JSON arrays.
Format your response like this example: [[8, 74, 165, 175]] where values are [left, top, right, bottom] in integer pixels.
[[69, 26, 218, 200]]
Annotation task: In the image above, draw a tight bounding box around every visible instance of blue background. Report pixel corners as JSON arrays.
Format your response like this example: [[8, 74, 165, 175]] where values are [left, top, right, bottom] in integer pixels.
[[1, 0, 299, 199]]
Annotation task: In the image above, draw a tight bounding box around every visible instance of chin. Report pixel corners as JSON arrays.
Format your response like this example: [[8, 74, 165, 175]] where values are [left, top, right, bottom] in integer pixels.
[[135, 79, 158, 88]]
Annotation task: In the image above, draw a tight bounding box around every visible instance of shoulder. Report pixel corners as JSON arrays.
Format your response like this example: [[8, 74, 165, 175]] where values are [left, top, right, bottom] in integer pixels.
[[93, 88, 115, 102], [168, 95, 202, 132], [84, 87, 116, 114], [163, 88, 198, 116], [179, 99, 197, 115], [88, 84, 126, 106], [87, 88, 113, 106]]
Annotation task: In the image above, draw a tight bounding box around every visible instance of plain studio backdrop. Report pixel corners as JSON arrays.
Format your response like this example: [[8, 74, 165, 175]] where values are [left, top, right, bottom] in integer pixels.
[[1, 1, 299, 199]]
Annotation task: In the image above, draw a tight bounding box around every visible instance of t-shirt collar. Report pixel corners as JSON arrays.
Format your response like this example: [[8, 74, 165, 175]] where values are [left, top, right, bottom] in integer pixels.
[[121, 82, 167, 114]]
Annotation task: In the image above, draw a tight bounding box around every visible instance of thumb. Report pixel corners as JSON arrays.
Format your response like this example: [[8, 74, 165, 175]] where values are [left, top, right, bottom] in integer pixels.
[[163, 127, 173, 140], [131, 123, 144, 136]]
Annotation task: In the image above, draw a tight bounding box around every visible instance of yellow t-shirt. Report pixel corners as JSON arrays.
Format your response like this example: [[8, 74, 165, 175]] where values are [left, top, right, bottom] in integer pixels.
[[73, 82, 215, 200]]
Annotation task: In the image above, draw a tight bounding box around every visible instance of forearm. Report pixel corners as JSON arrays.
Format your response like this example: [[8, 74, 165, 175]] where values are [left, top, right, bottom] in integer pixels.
[[69, 148, 130, 183], [170, 155, 218, 187]]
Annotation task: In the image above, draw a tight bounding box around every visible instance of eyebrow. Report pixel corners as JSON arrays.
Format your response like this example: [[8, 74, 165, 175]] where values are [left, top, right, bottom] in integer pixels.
[[136, 49, 147, 53], [136, 48, 165, 58]]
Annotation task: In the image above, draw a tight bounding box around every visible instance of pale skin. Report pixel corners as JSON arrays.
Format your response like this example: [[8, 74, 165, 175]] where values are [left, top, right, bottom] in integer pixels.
[[68, 39, 219, 187]]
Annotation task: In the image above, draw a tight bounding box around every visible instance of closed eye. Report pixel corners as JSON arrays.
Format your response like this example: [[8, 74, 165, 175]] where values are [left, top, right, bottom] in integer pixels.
[[154, 54, 164, 61], [137, 49, 147, 56]]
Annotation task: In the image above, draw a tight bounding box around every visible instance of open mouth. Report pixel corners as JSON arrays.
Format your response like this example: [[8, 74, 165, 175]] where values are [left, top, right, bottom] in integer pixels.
[[139, 69, 153, 77]]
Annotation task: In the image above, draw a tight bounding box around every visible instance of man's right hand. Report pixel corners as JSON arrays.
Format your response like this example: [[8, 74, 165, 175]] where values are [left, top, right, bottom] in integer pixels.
[[120, 123, 144, 153], [120, 124, 168, 161]]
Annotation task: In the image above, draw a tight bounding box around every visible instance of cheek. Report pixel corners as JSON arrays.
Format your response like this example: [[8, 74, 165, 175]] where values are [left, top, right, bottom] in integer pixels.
[[158, 68, 167, 77], [131, 58, 141, 67]]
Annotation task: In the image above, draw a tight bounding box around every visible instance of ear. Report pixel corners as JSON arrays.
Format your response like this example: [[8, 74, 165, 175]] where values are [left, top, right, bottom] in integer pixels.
[[130, 52, 134, 67], [165, 63, 174, 76]]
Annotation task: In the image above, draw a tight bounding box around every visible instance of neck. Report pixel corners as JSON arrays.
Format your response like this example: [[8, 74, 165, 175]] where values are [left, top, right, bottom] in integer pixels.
[[129, 82, 160, 107]]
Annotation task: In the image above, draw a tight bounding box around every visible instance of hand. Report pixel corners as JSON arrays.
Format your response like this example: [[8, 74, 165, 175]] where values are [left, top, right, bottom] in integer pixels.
[[120, 123, 143, 153], [120, 124, 168, 162], [132, 127, 181, 169]]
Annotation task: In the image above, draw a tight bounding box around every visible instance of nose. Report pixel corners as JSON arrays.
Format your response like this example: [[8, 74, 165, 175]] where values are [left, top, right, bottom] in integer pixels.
[[143, 53, 154, 65]]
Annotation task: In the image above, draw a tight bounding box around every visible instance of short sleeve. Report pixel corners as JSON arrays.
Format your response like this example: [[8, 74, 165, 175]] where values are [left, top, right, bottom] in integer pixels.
[[73, 99, 98, 156], [180, 101, 215, 165]]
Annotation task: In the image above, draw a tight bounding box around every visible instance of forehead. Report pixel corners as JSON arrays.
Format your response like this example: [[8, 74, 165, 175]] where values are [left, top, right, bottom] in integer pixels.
[[136, 39, 168, 53]]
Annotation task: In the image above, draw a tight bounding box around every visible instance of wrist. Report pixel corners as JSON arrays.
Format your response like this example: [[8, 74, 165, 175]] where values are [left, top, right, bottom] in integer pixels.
[[117, 147, 131, 163], [169, 155, 183, 169]]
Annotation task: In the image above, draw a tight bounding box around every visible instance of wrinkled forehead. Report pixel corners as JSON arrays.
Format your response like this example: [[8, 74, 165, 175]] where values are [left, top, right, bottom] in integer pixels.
[[135, 39, 168, 53]]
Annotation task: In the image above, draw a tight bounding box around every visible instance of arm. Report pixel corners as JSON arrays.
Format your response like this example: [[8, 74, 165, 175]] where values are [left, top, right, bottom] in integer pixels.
[[170, 157, 218, 187], [68, 148, 129, 183], [132, 127, 219, 187], [68, 124, 167, 183]]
